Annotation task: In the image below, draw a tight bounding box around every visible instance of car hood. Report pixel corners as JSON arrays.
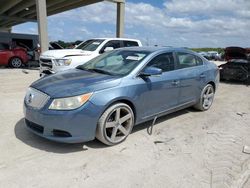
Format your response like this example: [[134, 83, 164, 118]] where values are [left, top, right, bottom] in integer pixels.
[[41, 49, 93, 59], [31, 69, 121, 98]]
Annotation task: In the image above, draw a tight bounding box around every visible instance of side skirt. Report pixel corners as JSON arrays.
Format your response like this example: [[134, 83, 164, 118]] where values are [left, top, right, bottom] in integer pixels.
[[136, 100, 196, 125]]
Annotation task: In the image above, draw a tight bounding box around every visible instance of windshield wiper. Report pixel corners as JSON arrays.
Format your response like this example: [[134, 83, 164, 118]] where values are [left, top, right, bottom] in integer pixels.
[[76, 66, 116, 76], [76, 66, 91, 71], [88, 68, 114, 76]]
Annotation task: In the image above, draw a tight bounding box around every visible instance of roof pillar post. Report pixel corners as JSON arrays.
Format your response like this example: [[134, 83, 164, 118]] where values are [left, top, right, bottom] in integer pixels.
[[116, 1, 125, 38], [36, 0, 48, 53]]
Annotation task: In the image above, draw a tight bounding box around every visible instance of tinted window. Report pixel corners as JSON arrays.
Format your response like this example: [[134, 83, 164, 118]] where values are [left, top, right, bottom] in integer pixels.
[[146, 53, 175, 72], [0, 43, 9, 50], [196, 56, 203, 66], [123, 41, 139, 47], [176, 52, 203, 69]]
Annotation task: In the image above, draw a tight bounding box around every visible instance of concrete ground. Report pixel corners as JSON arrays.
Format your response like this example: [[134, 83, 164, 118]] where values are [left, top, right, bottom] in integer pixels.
[[0, 68, 250, 188]]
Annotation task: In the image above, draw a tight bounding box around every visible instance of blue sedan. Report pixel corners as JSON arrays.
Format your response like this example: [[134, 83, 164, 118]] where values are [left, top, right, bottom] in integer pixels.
[[24, 47, 219, 145]]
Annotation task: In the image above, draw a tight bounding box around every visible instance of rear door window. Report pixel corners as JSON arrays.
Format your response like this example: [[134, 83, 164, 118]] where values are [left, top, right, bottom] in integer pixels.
[[176, 52, 203, 69]]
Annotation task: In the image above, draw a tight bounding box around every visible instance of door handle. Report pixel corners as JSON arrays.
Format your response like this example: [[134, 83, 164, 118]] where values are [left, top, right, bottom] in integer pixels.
[[172, 80, 180, 85], [200, 74, 206, 78]]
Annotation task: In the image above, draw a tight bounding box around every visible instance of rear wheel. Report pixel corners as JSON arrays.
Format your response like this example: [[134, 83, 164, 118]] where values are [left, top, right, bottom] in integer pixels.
[[9, 57, 22, 68], [96, 103, 134, 145], [194, 84, 215, 111]]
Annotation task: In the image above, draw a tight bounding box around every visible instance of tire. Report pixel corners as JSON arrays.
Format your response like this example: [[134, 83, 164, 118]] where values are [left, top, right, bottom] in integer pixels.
[[194, 84, 215, 111], [9, 57, 22, 68], [96, 103, 135, 146]]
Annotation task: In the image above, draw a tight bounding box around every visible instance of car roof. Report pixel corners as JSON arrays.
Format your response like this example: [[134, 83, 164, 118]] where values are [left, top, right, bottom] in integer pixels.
[[115, 46, 195, 53], [90, 38, 141, 41]]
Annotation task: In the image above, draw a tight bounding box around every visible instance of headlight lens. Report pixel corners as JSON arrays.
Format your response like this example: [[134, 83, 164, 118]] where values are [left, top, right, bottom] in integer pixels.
[[53, 58, 72, 66], [49, 93, 93, 110]]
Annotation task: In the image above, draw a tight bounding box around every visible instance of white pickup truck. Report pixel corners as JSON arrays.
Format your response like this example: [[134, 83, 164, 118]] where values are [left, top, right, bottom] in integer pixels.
[[39, 38, 142, 76]]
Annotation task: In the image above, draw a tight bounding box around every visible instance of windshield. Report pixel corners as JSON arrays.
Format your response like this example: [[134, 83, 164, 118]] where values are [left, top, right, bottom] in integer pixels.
[[75, 39, 104, 51], [77, 50, 150, 76]]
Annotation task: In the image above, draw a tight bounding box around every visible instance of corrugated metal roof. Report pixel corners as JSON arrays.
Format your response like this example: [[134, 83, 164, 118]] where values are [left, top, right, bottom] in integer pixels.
[[0, 0, 123, 29]]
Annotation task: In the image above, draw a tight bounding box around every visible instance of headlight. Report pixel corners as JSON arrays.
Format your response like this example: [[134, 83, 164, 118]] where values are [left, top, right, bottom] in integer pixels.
[[49, 93, 93, 110], [53, 58, 72, 66]]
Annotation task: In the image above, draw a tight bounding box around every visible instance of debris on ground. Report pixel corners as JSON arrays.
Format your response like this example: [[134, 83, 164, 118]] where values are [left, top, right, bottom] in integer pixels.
[[22, 70, 29, 74], [154, 138, 174, 144], [236, 112, 247, 117], [119, 147, 127, 152], [243, 146, 250, 154]]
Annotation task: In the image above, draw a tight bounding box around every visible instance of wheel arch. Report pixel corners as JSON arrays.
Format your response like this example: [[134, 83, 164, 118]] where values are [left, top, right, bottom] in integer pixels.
[[100, 97, 137, 124], [207, 81, 216, 92]]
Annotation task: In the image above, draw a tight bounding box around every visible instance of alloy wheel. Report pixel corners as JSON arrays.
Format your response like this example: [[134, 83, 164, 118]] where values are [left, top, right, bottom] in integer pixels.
[[104, 107, 133, 143], [11, 58, 22, 68], [202, 85, 214, 110]]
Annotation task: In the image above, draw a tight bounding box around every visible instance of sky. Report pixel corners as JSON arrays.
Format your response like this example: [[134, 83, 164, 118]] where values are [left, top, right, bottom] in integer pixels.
[[12, 0, 250, 48]]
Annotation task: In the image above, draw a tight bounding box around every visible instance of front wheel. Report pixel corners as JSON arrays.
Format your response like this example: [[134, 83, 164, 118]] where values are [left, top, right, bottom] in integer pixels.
[[194, 84, 215, 111], [96, 103, 135, 146], [9, 57, 22, 68]]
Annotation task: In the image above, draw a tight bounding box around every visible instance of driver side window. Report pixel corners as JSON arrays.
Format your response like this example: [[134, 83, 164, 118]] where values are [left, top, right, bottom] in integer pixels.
[[146, 53, 175, 72]]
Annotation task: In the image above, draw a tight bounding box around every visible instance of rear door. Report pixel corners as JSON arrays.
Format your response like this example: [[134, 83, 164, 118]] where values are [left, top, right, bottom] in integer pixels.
[[174, 51, 205, 104]]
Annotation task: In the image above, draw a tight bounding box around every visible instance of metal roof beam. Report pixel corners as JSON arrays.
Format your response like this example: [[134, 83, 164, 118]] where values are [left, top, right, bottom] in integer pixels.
[[0, 0, 22, 14], [0, 20, 20, 28], [106, 0, 125, 3], [22, 0, 103, 19], [46, 0, 103, 16], [6, 0, 35, 16], [15, 0, 68, 18], [0, 15, 36, 22]]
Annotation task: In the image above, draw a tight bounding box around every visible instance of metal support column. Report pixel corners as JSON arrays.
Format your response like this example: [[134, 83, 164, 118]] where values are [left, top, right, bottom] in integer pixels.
[[36, 0, 48, 53], [116, 2, 125, 38]]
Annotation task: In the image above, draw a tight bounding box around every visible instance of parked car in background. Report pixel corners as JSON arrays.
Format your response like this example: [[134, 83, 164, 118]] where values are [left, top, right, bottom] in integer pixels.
[[198, 51, 222, 61], [0, 42, 28, 68], [207, 51, 220, 60], [219, 59, 250, 82], [219, 46, 250, 83], [198, 52, 210, 59], [39, 38, 142, 76], [224, 46, 248, 61], [24, 47, 219, 145]]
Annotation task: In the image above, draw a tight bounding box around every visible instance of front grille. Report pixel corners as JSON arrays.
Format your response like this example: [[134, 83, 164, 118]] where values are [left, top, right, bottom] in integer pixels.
[[41, 63, 52, 68], [25, 87, 50, 109], [25, 119, 44, 134], [40, 58, 52, 68]]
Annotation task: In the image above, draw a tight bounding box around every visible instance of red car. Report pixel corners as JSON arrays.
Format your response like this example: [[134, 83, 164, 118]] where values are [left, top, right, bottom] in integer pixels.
[[0, 43, 29, 68]]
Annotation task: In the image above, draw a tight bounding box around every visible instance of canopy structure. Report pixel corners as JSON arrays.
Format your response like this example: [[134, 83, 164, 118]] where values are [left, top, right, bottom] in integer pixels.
[[0, 0, 125, 52]]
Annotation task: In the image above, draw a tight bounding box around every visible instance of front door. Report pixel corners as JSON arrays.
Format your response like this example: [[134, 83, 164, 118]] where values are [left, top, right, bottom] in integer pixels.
[[135, 52, 180, 119]]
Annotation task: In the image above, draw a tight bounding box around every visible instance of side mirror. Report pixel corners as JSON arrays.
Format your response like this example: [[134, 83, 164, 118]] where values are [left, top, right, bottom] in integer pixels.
[[104, 46, 114, 52], [139, 67, 162, 77]]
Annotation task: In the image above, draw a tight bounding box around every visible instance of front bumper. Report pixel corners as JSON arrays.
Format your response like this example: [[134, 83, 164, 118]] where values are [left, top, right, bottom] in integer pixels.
[[23, 101, 102, 143]]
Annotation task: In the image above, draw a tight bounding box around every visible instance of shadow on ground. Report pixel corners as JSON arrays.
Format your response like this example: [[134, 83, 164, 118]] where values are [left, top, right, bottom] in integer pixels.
[[15, 108, 195, 153], [220, 80, 249, 86]]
